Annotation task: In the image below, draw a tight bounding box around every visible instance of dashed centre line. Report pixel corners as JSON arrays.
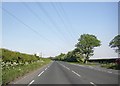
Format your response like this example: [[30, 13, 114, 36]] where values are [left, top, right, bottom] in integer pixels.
[[28, 80, 34, 86], [45, 68, 48, 70], [108, 71, 112, 73], [90, 82, 96, 86], [38, 71, 44, 77]]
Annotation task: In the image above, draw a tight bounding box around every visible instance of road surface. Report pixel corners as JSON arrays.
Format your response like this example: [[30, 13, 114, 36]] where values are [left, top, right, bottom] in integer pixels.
[[12, 61, 119, 85]]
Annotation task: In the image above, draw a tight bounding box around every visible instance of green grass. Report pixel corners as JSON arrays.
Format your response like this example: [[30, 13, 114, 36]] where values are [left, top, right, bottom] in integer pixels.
[[69, 61, 98, 66], [0, 58, 2, 86], [101, 63, 120, 70], [2, 59, 51, 85], [69, 61, 120, 70]]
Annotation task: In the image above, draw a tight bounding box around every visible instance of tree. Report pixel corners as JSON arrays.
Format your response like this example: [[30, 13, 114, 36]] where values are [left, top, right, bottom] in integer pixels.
[[54, 53, 65, 61], [109, 35, 120, 54], [72, 48, 84, 62], [64, 51, 78, 62], [76, 34, 101, 63]]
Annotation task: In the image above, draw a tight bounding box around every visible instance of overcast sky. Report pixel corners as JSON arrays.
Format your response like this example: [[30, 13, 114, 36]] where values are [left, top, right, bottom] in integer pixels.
[[2, 2, 118, 58]]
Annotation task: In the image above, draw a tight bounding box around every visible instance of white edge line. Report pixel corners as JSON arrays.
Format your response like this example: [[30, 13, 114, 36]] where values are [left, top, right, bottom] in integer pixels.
[[71, 63, 114, 75], [59, 63, 70, 71], [72, 70, 81, 77], [38, 71, 44, 77]]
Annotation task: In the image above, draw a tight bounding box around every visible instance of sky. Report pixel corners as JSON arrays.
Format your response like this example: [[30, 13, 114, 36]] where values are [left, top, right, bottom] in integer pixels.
[[1, 2, 118, 58]]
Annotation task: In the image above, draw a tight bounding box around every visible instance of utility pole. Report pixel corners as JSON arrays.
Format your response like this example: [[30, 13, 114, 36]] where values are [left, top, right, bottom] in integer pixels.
[[40, 52, 42, 58]]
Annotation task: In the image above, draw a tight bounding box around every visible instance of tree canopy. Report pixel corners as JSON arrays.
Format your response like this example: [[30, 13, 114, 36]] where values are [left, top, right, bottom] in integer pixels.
[[54, 34, 101, 64], [75, 34, 101, 63], [109, 35, 120, 54]]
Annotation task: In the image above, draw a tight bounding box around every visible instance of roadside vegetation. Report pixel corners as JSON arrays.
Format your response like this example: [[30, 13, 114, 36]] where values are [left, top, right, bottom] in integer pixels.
[[53, 34, 120, 70], [101, 63, 120, 70], [53, 34, 101, 63], [1, 48, 51, 85], [0, 58, 2, 86]]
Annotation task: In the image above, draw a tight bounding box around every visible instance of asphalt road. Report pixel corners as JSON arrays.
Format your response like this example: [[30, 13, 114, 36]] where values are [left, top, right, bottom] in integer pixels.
[[12, 61, 119, 85]]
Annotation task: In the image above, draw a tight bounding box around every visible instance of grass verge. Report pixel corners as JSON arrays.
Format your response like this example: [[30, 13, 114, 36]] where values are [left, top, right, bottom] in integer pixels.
[[2, 59, 51, 85], [101, 63, 120, 70], [0, 58, 2, 86], [69, 61, 120, 70], [69, 62, 98, 66]]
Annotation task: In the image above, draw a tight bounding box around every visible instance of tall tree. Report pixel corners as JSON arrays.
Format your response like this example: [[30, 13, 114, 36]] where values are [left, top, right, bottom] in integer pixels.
[[109, 35, 120, 54], [76, 34, 101, 63]]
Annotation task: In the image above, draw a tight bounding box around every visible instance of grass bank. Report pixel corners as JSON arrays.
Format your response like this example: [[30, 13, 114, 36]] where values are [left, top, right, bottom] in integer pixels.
[[2, 59, 51, 85], [0, 58, 2, 86]]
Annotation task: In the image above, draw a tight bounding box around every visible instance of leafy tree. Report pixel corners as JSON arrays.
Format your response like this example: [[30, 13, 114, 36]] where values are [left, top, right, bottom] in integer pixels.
[[54, 53, 65, 61], [72, 48, 84, 62], [64, 51, 77, 62], [76, 34, 101, 63], [109, 35, 120, 54]]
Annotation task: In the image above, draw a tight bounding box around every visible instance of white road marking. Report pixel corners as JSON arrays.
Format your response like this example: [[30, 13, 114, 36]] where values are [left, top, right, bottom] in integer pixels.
[[45, 68, 47, 70], [28, 80, 34, 86], [108, 71, 112, 73], [65, 67, 70, 70], [38, 71, 44, 77], [90, 82, 96, 86], [72, 70, 81, 77], [60, 63, 70, 70], [62, 65, 65, 67], [89, 66, 93, 69], [71, 63, 118, 75]]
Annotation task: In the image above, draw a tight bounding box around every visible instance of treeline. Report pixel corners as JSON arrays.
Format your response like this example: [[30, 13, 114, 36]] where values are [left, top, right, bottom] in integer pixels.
[[53, 49, 84, 63], [53, 34, 120, 64], [1, 48, 40, 63]]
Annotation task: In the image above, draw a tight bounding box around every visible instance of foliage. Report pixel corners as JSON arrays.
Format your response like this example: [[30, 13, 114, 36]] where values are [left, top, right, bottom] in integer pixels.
[[0, 58, 2, 86], [1, 48, 51, 85], [1, 48, 40, 63], [54, 49, 84, 63], [75, 34, 101, 63], [54, 34, 101, 63], [109, 35, 120, 54], [64, 51, 77, 62], [54, 53, 65, 61], [2, 59, 51, 85], [101, 63, 120, 70]]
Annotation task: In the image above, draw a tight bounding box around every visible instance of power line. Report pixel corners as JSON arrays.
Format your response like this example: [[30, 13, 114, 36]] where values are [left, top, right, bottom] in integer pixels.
[[35, 2, 71, 44], [50, 2, 75, 41], [2, 7, 63, 49], [22, 2, 70, 46], [57, 2, 77, 40]]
